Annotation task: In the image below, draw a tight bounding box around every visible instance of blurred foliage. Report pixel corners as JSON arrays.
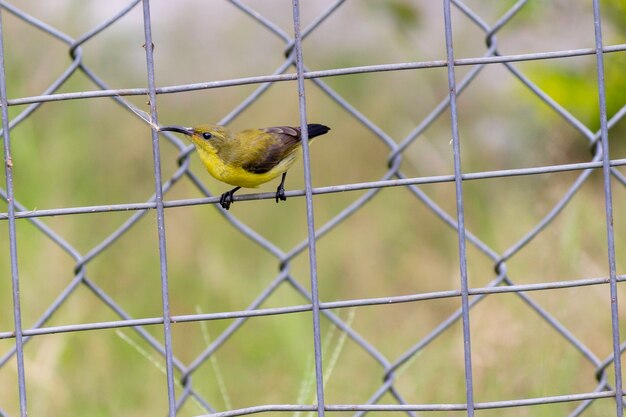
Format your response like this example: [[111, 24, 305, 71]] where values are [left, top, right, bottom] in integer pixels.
[[363, 0, 422, 35], [524, 0, 626, 137], [529, 55, 626, 131]]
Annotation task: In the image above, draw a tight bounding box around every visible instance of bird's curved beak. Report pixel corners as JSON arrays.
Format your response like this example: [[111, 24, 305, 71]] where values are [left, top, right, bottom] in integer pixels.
[[159, 125, 193, 136]]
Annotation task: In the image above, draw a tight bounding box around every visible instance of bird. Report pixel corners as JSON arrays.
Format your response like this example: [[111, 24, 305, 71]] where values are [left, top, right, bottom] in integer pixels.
[[159, 123, 331, 210]]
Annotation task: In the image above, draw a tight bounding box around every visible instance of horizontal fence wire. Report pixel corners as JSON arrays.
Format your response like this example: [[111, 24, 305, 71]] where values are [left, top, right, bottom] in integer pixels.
[[2, 44, 626, 107], [1, 0, 625, 416]]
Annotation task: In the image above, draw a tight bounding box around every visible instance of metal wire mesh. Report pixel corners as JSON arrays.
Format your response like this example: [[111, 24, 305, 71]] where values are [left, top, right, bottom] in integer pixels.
[[1, 1, 626, 416]]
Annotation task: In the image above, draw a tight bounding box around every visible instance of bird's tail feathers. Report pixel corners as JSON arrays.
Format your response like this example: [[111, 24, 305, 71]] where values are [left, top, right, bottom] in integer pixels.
[[306, 124, 331, 139]]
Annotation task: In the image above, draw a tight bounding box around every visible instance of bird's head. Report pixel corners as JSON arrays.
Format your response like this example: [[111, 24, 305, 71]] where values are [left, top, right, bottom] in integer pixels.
[[159, 124, 231, 155]]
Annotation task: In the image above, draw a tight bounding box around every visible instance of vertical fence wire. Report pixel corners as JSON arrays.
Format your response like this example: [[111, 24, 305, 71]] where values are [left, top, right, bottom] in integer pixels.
[[592, 1, 624, 415], [140, 0, 177, 415], [442, 1, 475, 416], [291, 0, 326, 416], [0, 6, 26, 417], [0, 1, 625, 417]]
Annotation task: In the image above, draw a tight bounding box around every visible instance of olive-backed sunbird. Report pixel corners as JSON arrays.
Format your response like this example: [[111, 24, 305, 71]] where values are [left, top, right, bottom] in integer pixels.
[[160, 124, 331, 210]]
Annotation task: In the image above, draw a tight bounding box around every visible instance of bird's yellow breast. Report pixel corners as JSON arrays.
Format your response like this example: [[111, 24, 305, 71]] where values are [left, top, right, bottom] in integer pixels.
[[197, 148, 297, 188]]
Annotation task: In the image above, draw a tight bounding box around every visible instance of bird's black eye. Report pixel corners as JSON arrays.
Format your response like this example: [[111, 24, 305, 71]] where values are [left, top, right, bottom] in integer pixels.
[[202, 132, 212, 140]]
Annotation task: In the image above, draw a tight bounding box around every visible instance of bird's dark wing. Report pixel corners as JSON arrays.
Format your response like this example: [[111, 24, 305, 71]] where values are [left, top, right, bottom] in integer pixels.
[[264, 126, 300, 137], [266, 124, 330, 139], [240, 127, 302, 174]]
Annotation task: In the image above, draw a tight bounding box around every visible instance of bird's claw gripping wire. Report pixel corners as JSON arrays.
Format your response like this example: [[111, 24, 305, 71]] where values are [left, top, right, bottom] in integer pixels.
[[275, 185, 287, 203], [219, 187, 240, 210], [275, 172, 288, 203]]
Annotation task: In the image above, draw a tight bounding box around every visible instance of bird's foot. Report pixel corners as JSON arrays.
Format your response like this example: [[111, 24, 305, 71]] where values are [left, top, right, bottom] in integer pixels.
[[219, 189, 237, 210], [275, 184, 287, 203]]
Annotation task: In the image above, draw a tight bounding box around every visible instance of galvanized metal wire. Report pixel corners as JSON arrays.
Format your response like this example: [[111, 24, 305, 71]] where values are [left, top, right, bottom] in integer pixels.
[[1, 1, 625, 416]]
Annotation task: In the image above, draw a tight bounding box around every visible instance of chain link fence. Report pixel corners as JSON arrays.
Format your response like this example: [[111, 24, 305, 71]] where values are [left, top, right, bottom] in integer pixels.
[[1, 0, 626, 416]]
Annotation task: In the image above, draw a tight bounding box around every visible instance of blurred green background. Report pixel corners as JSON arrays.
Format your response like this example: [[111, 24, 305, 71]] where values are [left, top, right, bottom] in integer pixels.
[[1, 0, 626, 416]]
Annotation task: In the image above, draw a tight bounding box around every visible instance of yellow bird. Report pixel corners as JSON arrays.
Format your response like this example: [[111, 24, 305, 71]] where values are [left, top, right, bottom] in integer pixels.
[[159, 123, 331, 209]]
